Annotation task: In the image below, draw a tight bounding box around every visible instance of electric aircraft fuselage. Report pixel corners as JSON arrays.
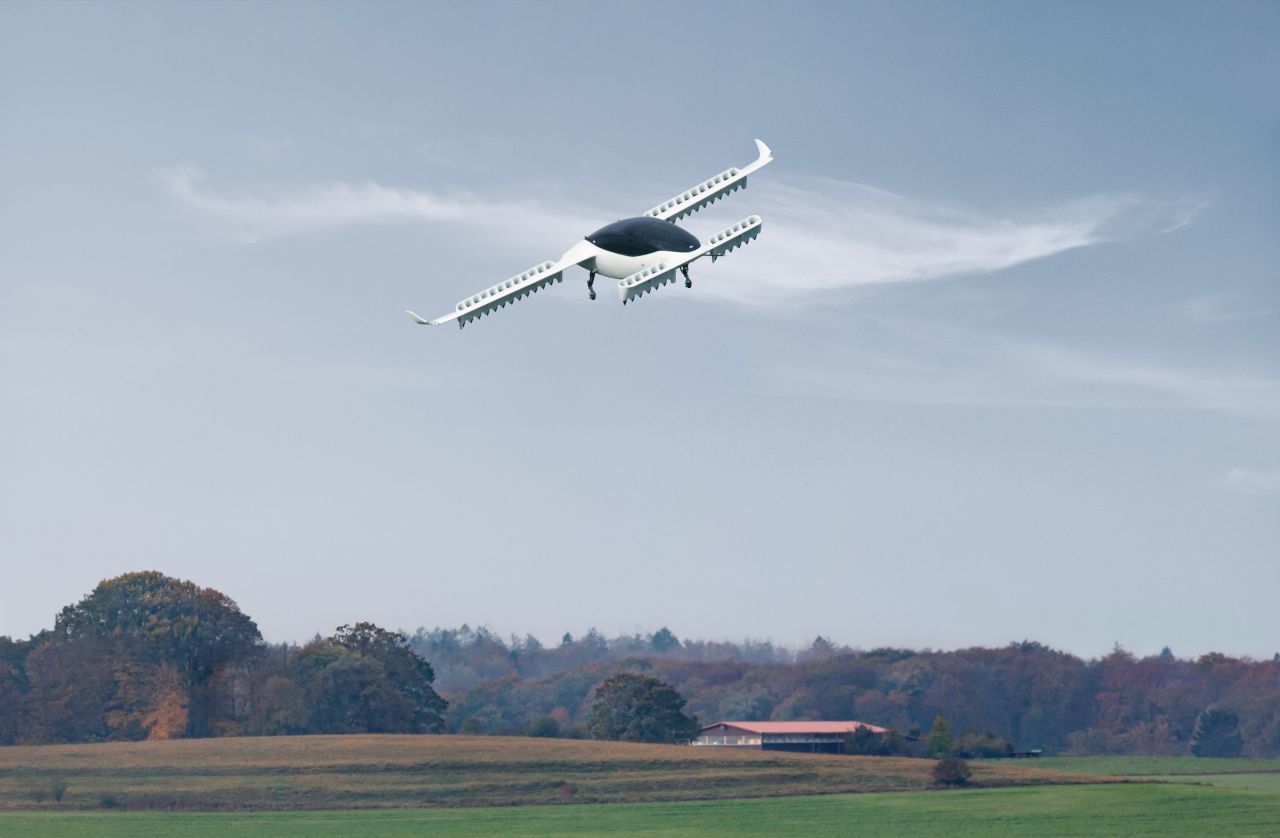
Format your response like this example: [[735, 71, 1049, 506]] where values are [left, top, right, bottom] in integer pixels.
[[407, 139, 773, 329]]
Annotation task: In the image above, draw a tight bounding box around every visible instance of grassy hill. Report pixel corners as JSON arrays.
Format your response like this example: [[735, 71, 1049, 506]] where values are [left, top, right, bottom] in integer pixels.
[[0, 734, 1110, 811]]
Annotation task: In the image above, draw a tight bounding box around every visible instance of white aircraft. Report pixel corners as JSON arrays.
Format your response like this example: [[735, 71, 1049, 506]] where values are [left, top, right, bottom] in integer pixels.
[[406, 139, 774, 328]]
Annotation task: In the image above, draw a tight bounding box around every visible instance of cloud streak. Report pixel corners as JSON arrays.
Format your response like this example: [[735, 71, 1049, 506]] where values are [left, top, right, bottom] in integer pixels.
[[691, 178, 1201, 307], [157, 165, 598, 248], [758, 324, 1280, 421], [160, 166, 1198, 305], [1218, 468, 1280, 494]]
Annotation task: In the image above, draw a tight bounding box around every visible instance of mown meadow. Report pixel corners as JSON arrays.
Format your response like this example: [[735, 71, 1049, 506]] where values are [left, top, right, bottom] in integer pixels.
[[3, 737, 1278, 836], [0, 734, 1100, 811]]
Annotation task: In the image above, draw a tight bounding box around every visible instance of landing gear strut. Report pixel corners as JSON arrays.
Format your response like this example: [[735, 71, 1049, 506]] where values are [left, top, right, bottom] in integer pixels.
[[587, 270, 596, 300], [681, 264, 692, 288]]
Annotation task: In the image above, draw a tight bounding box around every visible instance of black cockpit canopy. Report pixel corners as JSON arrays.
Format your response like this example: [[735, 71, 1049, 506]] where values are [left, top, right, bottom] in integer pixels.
[[586, 217, 700, 257]]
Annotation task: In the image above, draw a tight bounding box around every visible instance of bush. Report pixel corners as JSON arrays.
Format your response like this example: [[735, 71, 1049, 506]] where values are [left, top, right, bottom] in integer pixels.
[[931, 756, 973, 786], [526, 716, 560, 738], [844, 726, 905, 756], [50, 778, 68, 804], [955, 732, 1014, 758]]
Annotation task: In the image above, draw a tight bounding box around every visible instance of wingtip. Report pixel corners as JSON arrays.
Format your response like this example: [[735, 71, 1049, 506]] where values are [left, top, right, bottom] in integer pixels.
[[754, 138, 773, 162], [405, 310, 435, 326]]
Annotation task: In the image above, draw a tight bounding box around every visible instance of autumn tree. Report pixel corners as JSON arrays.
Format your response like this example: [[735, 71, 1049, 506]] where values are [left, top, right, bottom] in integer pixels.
[[22, 633, 115, 742], [25, 572, 261, 740], [251, 675, 308, 735], [931, 756, 973, 785], [588, 673, 699, 744], [0, 637, 28, 745]]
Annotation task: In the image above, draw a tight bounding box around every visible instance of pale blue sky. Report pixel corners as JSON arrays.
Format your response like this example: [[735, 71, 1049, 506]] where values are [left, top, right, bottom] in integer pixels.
[[2, 1, 1277, 658]]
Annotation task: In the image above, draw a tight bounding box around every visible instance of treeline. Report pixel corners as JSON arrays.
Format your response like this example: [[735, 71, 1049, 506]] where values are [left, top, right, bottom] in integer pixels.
[[3, 572, 1278, 757], [0, 572, 445, 744], [408, 625, 806, 694], [416, 628, 1279, 756]]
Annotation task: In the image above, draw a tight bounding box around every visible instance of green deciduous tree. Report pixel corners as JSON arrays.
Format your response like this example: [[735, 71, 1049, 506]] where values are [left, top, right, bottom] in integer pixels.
[[588, 673, 699, 744], [302, 651, 408, 734], [333, 623, 447, 733], [288, 623, 447, 735]]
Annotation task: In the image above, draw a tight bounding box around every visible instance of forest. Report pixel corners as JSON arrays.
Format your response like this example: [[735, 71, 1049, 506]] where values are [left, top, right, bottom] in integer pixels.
[[2, 572, 1277, 757]]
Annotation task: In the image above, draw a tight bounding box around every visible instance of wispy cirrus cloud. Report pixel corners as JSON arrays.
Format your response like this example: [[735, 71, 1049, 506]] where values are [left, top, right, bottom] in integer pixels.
[[1177, 292, 1271, 324], [157, 165, 598, 247], [160, 166, 1200, 305], [690, 178, 1203, 307], [1218, 468, 1280, 494]]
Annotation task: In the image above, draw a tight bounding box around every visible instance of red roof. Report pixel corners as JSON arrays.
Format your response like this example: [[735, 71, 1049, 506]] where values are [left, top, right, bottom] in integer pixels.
[[703, 720, 887, 735]]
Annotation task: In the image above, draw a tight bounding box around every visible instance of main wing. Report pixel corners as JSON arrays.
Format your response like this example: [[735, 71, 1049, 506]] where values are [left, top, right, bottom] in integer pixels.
[[617, 215, 763, 304], [406, 241, 595, 329], [643, 139, 773, 222]]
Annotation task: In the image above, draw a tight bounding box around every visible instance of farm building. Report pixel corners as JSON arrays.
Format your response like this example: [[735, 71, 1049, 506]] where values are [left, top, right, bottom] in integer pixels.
[[692, 721, 887, 754]]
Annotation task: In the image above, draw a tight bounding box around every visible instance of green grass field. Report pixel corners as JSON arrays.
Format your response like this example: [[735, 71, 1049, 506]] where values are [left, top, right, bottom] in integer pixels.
[[1006, 755, 1280, 796], [2, 784, 1277, 837], [1010, 755, 1280, 776]]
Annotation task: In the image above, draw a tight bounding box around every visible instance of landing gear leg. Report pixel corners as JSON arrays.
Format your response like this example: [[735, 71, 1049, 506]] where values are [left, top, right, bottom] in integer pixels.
[[681, 264, 692, 289], [587, 270, 596, 300]]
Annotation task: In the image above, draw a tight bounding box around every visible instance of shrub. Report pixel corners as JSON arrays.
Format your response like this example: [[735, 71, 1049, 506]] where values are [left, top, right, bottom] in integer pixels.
[[50, 779, 68, 804], [844, 726, 905, 756], [526, 716, 560, 738], [931, 756, 973, 786], [955, 732, 1014, 758]]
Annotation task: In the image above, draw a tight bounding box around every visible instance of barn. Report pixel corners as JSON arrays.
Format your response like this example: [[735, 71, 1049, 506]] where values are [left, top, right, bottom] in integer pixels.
[[692, 721, 887, 754]]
